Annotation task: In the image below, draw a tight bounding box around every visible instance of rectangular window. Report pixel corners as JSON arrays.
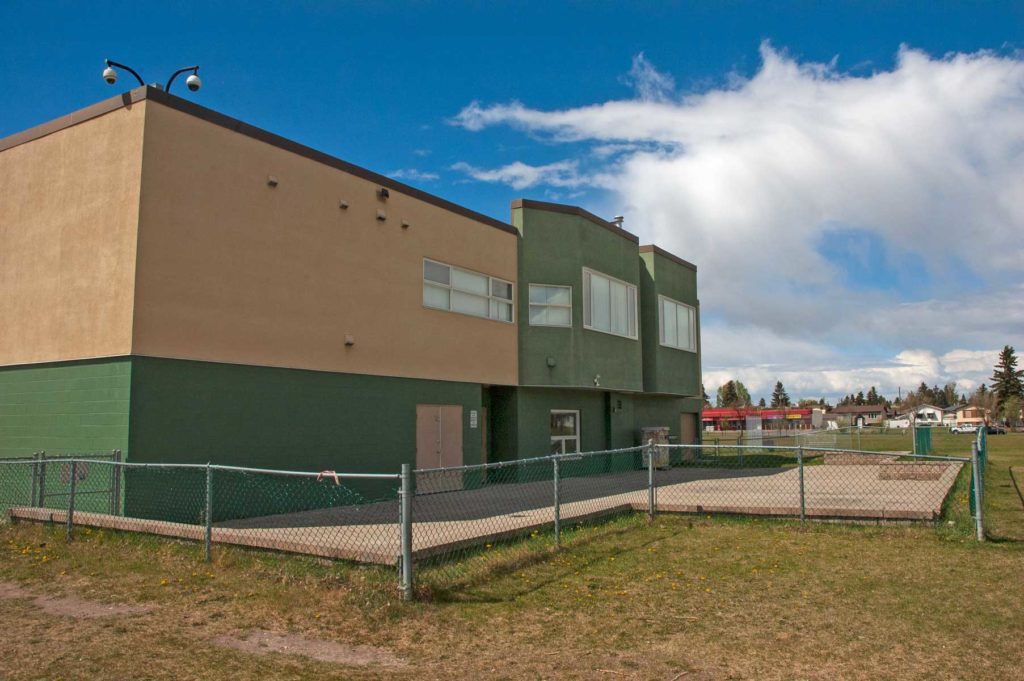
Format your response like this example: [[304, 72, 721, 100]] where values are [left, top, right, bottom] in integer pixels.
[[423, 259, 513, 322], [550, 410, 580, 454], [528, 284, 572, 327], [659, 295, 696, 352], [582, 268, 637, 339]]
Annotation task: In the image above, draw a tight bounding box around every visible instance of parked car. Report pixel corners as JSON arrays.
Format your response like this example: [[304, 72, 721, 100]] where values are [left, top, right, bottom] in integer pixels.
[[950, 423, 978, 434], [986, 424, 1007, 435]]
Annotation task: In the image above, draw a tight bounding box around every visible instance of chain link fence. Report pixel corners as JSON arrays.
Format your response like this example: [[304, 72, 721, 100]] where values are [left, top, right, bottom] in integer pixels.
[[0, 439, 980, 600], [704, 425, 910, 452]]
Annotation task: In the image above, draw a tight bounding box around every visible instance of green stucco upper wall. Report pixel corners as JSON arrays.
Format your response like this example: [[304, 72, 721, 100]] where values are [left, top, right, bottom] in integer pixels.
[[513, 203, 643, 392], [0, 358, 131, 459], [639, 250, 702, 397]]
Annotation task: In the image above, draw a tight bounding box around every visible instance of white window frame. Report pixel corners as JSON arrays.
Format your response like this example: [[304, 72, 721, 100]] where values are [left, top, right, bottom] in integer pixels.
[[550, 409, 581, 455], [423, 258, 514, 324], [528, 284, 573, 328], [582, 267, 638, 340], [658, 294, 697, 352]]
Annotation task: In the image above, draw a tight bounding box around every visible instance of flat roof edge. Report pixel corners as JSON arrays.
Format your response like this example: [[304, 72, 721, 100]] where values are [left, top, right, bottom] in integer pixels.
[[0, 86, 519, 238], [511, 198, 640, 244], [639, 244, 697, 271]]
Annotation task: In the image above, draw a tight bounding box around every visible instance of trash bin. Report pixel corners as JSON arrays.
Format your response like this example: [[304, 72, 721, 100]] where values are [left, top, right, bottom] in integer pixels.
[[641, 427, 671, 469]]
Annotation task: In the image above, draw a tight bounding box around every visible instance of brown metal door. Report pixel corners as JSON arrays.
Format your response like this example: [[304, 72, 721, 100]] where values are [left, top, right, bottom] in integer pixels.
[[416, 405, 441, 470], [680, 413, 698, 445], [416, 404, 464, 492]]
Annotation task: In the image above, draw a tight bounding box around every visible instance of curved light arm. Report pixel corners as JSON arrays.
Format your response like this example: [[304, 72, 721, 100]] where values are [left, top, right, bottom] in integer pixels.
[[105, 59, 145, 87], [165, 66, 199, 93]]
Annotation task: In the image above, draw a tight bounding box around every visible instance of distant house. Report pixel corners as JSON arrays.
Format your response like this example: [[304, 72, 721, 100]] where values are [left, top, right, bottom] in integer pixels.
[[887, 415, 911, 429], [942, 406, 958, 428], [911, 404, 944, 426], [831, 404, 891, 428], [955, 405, 988, 427]]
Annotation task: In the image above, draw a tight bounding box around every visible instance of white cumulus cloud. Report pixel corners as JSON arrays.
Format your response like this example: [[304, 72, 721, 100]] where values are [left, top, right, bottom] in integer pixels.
[[451, 43, 1024, 399]]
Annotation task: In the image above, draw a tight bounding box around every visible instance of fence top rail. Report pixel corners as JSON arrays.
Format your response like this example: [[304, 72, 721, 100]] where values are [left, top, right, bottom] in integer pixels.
[[0, 457, 401, 480], [663, 442, 970, 462], [414, 445, 644, 475]]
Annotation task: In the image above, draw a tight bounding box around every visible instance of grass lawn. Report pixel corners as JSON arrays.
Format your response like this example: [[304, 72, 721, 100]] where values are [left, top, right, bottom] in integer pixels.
[[1, 515, 1022, 679], [0, 431, 1020, 680]]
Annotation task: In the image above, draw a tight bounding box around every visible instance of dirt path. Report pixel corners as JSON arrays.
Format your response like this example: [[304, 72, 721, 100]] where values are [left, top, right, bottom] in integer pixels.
[[212, 630, 407, 667], [0, 581, 152, 618]]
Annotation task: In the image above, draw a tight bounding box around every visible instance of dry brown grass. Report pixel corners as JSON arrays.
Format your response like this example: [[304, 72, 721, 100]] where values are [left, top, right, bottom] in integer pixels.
[[2, 512, 1023, 680]]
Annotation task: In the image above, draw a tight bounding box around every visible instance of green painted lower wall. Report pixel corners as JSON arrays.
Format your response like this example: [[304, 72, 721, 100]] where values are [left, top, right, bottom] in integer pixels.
[[0, 358, 131, 459], [0, 356, 702, 523], [125, 357, 486, 521], [487, 387, 701, 474]]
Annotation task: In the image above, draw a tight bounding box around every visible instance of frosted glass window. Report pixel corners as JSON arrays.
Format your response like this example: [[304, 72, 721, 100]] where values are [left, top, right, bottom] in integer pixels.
[[424, 260, 450, 285], [659, 295, 696, 352], [424, 284, 450, 310], [491, 280, 513, 300], [590, 274, 610, 332], [422, 258, 514, 323], [452, 290, 488, 317], [452, 268, 488, 296], [583, 268, 637, 339], [528, 285, 572, 327]]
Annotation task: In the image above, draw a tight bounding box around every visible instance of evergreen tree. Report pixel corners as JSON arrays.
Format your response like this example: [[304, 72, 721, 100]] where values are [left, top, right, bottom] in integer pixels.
[[758, 397, 766, 408], [770, 381, 790, 407], [734, 381, 752, 407], [991, 345, 1024, 402], [941, 383, 958, 408], [855, 391, 865, 406], [716, 381, 739, 408], [866, 386, 879, 405], [701, 384, 711, 407]]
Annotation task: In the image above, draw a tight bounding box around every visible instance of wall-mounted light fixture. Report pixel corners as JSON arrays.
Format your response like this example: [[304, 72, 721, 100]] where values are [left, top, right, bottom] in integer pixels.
[[546, 356, 557, 368], [377, 187, 390, 200], [267, 175, 279, 187], [376, 209, 387, 221], [339, 200, 349, 210], [344, 334, 355, 346], [401, 219, 410, 229], [594, 374, 601, 387]]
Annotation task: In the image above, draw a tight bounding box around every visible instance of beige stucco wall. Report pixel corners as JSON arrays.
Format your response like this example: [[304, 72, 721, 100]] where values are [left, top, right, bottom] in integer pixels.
[[132, 100, 519, 385], [0, 103, 144, 366]]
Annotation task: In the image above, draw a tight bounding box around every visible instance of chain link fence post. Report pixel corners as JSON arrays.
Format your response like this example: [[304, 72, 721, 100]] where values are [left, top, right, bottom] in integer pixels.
[[31, 452, 40, 507], [553, 456, 561, 548], [66, 460, 77, 541], [647, 439, 655, 522], [38, 451, 47, 508], [797, 445, 806, 523], [204, 463, 213, 562], [110, 449, 122, 515], [399, 463, 414, 601], [971, 441, 984, 541]]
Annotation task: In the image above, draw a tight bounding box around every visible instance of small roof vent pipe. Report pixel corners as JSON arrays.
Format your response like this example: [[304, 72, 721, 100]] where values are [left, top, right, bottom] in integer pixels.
[[610, 215, 625, 229]]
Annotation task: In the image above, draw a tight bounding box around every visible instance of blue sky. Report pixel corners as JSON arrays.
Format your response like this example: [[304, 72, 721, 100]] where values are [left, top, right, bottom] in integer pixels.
[[2, 2, 1022, 402]]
